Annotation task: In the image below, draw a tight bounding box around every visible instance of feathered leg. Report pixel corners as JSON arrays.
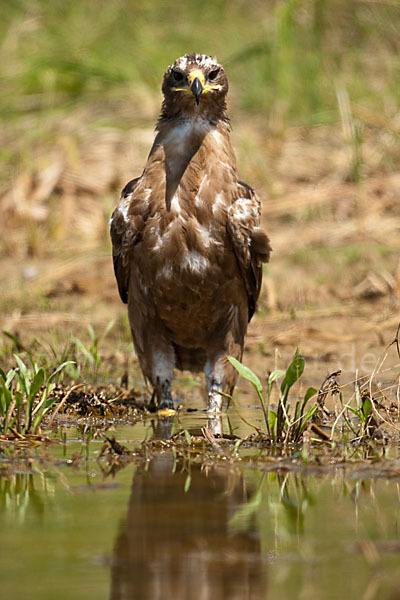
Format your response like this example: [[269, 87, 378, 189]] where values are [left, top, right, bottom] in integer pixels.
[[204, 351, 241, 413], [149, 346, 176, 410], [204, 304, 246, 413], [130, 320, 176, 410], [204, 357, 225, 413]]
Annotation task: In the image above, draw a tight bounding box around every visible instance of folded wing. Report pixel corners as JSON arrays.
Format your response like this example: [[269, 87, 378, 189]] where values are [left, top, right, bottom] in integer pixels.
[[110, 177, 142, 304], [227, 181, 272, 321]]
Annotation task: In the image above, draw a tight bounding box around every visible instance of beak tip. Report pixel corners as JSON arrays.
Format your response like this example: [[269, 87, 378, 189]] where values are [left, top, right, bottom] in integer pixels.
[[191, 76, 203, 105]]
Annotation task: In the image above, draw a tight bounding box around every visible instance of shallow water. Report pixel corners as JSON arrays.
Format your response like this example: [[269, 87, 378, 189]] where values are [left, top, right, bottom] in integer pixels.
[[2, 410, 400, 600]]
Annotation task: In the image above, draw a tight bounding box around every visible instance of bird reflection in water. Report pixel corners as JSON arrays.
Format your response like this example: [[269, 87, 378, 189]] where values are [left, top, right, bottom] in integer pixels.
[[110, 420, 267, 599]]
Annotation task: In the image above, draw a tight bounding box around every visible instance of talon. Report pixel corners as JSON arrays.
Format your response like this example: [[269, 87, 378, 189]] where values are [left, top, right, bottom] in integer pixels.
[[158, 394, 174, 411], [157, 407, 176, 417]]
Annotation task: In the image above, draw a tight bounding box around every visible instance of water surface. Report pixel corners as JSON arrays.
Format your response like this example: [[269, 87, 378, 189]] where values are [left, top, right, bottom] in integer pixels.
[[2, 414, 400, 600]]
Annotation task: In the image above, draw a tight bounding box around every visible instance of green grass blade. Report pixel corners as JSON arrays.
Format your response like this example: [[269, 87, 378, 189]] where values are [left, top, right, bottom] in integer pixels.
[[298, 405, 318, 436], [346, 405, 365, 425], [47, 361, 75, 385], [33, 394, 59, 430]]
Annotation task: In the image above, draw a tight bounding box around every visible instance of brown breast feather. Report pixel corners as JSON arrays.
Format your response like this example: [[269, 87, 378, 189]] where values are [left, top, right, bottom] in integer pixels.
[[110, 120, 271, 344]]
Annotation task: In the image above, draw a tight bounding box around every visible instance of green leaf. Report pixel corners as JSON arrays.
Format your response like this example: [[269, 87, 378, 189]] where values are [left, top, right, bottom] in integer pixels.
[[0, 380, 12, 406], [33, 394, 60, 429], [269, 409, 277, 434], [297, 387, 318, 435], [304, 387, 318, 404], [14, 354, 28, 375], [362, 396, 372, 420], [85, 429, 96, 442], [47, 361, 75, 385], [27, 368, 45, 404], [184, 429, 192, 445], [66, 363, 80, 379], [280, 349, 305, 394], [3, 330, 23, 350], [15, 390, 23, 407], [268, 370, 285, 386], [14, 355, 30, 395], [346, 405, 364, 424], [355, 385, 361, 409], [298, 405, 318, 435], [346, 405, 361, 417], [5, 369, 16, 388], [0, 390, 5, 417], [44, 395, 59, 411], [233, 439, 242, 453], [228, 356, 263, 395]]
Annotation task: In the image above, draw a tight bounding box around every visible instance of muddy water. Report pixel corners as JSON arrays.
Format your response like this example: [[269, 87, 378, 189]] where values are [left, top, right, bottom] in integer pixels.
[[2, 412, 400, 600]]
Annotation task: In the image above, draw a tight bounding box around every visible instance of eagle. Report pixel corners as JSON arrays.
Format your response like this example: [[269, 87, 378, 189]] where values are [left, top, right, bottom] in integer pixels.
[[110, 53, 271, 413]]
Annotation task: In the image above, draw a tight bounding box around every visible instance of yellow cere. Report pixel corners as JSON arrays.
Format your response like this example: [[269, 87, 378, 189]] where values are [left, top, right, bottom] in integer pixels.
[[188, 69, 205, 86], [173, 69, 221, 95]]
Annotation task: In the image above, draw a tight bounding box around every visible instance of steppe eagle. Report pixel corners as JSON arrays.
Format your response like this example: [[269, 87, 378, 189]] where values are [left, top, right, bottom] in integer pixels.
[[110, 53, 271, 412]]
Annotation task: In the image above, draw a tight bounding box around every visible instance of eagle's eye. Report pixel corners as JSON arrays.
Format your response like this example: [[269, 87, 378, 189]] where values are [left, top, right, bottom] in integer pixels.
[[172, 70, 185, 83], [208, 68, 220, 81]]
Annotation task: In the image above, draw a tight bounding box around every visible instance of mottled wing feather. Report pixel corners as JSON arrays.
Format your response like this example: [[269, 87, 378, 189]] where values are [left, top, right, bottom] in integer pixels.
[[110, 177, 141, 304], [227, 181, 271, 321]]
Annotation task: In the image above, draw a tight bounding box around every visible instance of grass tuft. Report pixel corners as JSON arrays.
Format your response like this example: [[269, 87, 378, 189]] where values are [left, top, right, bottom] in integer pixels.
[[229, 350, 318, 444], [0, 356, 73, 436]]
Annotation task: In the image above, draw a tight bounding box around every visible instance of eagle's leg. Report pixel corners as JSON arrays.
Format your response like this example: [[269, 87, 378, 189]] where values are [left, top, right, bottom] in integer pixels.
[[204, 356, 230, 413], [207, 385, 224, 413], [130, 314, 176, 410], [152, 348, 176, 410], [204, 345, 242, 414]]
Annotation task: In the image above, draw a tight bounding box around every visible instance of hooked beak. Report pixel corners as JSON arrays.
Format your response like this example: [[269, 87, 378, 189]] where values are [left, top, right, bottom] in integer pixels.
[[190, 76, 203, 105]]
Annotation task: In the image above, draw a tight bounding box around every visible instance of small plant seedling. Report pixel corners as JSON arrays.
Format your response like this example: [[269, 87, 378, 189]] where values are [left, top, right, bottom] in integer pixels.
[[228, 349, 318, 444], [0, 355, 73, 436], [346, 386, 375, 438]]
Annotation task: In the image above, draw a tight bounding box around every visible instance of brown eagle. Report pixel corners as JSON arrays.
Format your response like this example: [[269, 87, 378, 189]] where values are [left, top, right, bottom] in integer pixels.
[[110, 53, 271, 412]]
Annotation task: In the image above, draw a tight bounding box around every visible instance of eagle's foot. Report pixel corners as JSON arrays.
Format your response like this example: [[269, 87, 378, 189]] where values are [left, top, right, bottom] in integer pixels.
[[157, 380, 175, 413]]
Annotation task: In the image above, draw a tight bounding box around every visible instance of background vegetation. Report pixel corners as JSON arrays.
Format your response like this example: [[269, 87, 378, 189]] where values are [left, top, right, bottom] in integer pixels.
[[1, 0, 399, 390]]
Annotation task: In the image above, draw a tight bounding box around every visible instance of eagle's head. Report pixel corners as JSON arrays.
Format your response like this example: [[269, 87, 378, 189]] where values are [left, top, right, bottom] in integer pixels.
[[161, 53, 229, 121]]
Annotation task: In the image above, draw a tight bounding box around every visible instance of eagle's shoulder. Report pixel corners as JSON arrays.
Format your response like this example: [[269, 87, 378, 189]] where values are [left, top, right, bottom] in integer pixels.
[[110, 177, 141, 236], [227, 180, 271, 321]]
